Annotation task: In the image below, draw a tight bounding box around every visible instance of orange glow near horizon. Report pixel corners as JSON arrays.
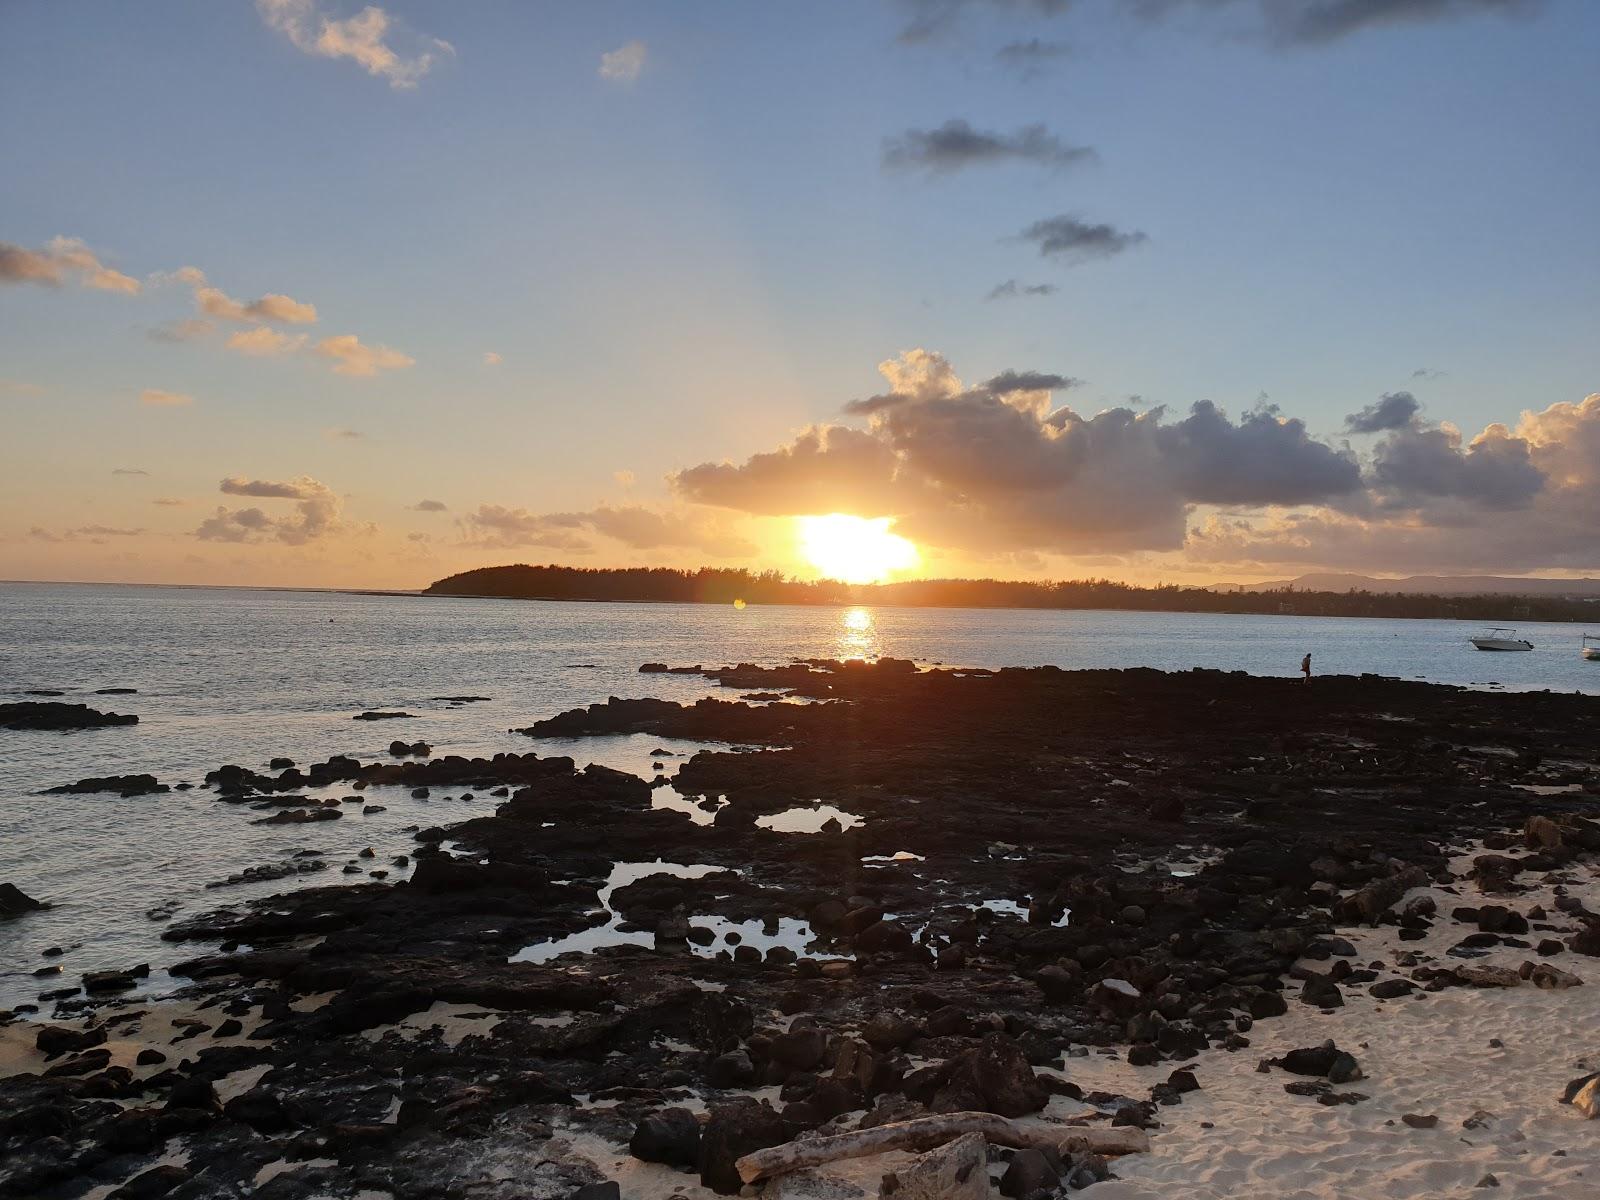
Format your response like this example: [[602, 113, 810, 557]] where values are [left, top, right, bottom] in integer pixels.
[[796, 514, 919, 584]]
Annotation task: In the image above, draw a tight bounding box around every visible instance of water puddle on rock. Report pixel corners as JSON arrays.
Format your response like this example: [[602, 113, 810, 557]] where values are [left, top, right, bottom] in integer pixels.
[[510, 860, 844, 964], [755, 804, 863, 834]]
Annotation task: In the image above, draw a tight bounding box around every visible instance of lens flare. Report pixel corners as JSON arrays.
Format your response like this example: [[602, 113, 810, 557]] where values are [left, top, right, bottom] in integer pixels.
[[797, 514, 919, 584]]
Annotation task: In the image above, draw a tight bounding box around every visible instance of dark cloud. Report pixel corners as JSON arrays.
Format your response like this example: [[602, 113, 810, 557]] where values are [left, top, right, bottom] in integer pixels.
[[220, 476, 316, 499], [675, 350, 1359, 556], [1411, 366, 1447, 380], [895, 0, 1073, 44], [983, 370, 1081, 396], [1156, 400, 1362, 505], [410, 499, 448, 512], [1371, 422, 1544, 509], [1132, 0, 1537, 46], [883, 120, 1095, 173], [1017, 215, 1148, 263], [986, 279, 1059, 300], [995, 38, 1072, 71], [1344, 390, 1420, 433]]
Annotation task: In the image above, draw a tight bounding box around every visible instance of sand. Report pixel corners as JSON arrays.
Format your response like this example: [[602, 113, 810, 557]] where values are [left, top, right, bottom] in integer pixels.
[[1077, 844, 1600, 1200]]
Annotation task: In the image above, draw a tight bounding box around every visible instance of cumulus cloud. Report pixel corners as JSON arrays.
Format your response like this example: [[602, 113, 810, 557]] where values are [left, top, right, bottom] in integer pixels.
[[1370, 420, 1543, 509], [1345, 390, 1420, 433], [674, 349, 1360, 557], [199, 475, 349, 544], [457, 506, 592, 552], [314, 333, 415, 376], [1189, 394, 1600, 573], [162, 266, 317, 326], [483, 351, 503, 365], [0, 236, 140, 294], [895, 0, 1073, 44], [410, 499, 448, 512], [140, 389, 194, 407], [1017, 214, 1148, 263], [883, 120, 1095, 173], [986, 279, 1058, 300], [257, 0, 452, 88], [599, 39, 647, 82], [227, 328, 309, 356]]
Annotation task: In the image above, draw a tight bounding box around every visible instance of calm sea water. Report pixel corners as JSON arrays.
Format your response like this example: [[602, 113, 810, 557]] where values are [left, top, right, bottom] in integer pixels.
[[2, 581, 1597, 1007]]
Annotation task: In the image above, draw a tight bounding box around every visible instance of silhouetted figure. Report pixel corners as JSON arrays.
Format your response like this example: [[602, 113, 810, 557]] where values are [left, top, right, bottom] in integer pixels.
[[1301, 652, 1312, 683]]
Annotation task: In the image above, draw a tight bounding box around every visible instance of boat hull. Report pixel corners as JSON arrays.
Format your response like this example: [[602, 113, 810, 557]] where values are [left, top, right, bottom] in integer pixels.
[[1471, 639, 1532, 651]]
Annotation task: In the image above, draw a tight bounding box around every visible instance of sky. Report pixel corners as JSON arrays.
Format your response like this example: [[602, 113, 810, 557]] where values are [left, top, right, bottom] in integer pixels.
[[2, 0, 1598, 589]]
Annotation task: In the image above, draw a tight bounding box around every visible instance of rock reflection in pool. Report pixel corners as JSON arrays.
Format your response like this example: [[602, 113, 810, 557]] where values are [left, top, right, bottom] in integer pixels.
[[755, 804, 863, 834]]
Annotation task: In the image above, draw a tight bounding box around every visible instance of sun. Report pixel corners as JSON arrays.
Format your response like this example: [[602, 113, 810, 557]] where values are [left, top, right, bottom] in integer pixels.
[[796, 514, 919, 584]]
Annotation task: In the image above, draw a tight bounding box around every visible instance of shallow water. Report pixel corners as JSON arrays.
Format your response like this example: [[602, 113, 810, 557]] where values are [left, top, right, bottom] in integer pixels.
[[2, 581, 1597, 1008]]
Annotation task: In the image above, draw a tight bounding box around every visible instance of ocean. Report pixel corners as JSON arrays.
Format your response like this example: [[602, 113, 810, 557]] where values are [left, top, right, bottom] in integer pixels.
[[2, 580, 1597, 1007]]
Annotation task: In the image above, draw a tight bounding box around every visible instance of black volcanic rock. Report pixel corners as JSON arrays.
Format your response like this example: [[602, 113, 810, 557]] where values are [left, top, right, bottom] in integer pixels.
[[1, 702, 137, 730]]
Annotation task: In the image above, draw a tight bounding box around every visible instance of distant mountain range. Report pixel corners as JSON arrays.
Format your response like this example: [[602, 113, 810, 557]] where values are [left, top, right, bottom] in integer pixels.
[[1224, 574, 1600, 599]]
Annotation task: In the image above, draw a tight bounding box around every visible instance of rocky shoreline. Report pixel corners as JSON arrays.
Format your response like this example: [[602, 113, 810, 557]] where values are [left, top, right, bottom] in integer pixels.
[[3, 662, 1599, 1199]]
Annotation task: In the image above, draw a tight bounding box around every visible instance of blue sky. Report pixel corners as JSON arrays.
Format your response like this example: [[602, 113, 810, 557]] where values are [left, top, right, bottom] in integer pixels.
[[2, 1, 1597, 586]]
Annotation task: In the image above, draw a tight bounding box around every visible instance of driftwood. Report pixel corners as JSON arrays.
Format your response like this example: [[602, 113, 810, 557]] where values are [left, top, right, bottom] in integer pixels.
[[735, 1111, 1150, 1185]]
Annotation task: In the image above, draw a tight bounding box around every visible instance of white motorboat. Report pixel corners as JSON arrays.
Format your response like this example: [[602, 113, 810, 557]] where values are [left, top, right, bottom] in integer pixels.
[[1470, 627, 1533, 652], [1583, 634, 1600, 662]]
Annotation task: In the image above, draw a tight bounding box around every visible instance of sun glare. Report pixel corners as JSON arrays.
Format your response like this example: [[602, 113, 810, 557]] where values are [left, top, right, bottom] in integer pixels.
[[797, 514, 919, 584]]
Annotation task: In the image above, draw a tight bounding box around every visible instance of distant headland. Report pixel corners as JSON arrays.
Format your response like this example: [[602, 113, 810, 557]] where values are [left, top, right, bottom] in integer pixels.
[[425, 564, 1600, 623]]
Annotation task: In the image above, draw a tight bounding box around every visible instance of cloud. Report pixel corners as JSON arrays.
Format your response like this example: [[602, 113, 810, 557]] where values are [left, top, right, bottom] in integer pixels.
[[325, 427, 364, 440], [410, 499, 448, 512], [883, 120, 1095, 173], [614, 470, 636, 488], [152, 498, 187, 507], [112, 468, 150, 476], [314, 333, 415, 376], [483, 351, 503, 365], [149, 318, 216, 343], [227, 327, 309, 356], [1017, 214, 1148, 263], [1370, 420, 1543, 509], [1344, 390, 1420, 433], [674, 349, 1362, 557], [257, 0, 453, 88], [458, 505, 592, 551], [29, 525, 144, 544], [199, 474, 348, 544], [221, 476, 320, 499], [140, 389, 194, 407], [1411, 366, 1447, 380], [163, 266, 316, 325], [995, 38, 1072, 71], [986, 279, 1059, 300], [75, 525, 143, 537], [1132, 0, 1537, 47], [458, 502, 755, 557], [0, 379, 46, 396], [0, 236, 140, 294], [599, 40, 647, 82], [895, 0, 1073, 44]]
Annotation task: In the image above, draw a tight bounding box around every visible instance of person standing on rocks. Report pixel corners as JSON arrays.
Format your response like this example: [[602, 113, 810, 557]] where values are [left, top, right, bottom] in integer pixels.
[[1301, 652, 1312, 683]]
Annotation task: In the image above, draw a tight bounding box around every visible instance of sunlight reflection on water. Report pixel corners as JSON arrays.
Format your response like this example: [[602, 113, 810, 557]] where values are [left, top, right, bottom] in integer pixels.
[[836, 605, 881, 660]]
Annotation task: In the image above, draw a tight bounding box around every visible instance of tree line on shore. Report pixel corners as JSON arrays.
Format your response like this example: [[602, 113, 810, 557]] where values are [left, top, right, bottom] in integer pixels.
[[424, 564, 1599, 623]]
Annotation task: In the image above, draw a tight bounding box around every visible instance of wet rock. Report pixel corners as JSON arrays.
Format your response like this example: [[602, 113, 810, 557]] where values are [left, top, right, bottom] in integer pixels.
[[353, 711, 414, 720], [36, 1024, 107, 1057], [708, 1049, 756, 1088], [0, 701, 138, 730], [83, 964, 149, 992], [222, 1087, 292, 1131], [1369, 978, 1415, 999], [1402, 1112, 1438, 1129], [46, 773, 167, 797]]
